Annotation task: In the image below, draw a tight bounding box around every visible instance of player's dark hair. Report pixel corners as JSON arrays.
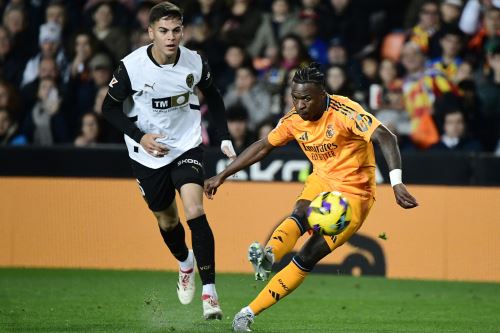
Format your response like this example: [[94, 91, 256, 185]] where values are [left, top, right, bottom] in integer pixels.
[[292, 62, 325, 88], [149, 1, 183, 25]]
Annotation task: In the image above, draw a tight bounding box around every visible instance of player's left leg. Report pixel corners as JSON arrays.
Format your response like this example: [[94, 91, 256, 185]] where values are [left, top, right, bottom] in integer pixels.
[[172, 146, 222, 320]]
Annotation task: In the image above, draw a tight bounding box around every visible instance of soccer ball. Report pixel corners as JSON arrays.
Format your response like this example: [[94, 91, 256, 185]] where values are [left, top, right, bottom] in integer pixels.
[[306, 191, 351, 236]]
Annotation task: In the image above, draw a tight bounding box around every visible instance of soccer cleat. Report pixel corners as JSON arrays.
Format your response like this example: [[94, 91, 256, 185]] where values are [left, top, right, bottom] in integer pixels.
[[232, 308, 255, 332], [202, 294, 223, 320], [177, 250, 195, 305], [248, 242, 274, 281]]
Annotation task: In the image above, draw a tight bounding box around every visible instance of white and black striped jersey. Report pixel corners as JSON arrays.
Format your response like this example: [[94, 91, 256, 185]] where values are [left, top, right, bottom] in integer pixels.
[[105, 44, 227, 169]]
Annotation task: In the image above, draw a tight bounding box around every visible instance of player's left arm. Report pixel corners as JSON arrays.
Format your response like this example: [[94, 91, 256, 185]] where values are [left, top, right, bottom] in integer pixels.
[[196, 54, 236, 160], [371, 124, 418, 209]]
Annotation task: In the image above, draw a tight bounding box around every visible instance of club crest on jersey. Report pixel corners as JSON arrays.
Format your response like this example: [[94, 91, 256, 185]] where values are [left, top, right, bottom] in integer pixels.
[[298, 132, 309, 141], [326, 125, 335, 139], [186, 74, 194, 88]]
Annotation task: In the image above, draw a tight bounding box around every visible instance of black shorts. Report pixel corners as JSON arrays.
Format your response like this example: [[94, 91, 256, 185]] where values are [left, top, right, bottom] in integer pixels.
[[130, 146, 205, 212]]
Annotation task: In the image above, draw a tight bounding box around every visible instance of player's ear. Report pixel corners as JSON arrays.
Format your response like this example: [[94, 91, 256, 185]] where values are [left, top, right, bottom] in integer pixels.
[[148, 25, 154, 40]]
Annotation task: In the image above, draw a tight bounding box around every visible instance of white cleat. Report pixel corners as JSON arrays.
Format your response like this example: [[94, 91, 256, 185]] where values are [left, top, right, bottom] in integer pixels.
[[177, 250, 195, 305], [248, 242, 274, 281], [202, 294, 223, 320], [232, 308, 255, 332]]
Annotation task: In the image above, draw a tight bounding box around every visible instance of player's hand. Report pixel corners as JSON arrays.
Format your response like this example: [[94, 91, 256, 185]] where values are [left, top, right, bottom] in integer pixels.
[[140, 133, 169, 158], [204, 175, 224, 199], [393, 184, 418, 209], [221, 140, 237, 161]]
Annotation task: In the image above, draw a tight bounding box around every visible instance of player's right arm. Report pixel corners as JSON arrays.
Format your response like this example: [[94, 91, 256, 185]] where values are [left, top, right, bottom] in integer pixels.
[[102, 62, 168, 157], [204, 113, 294, 199], [204, 138, 275, 199]]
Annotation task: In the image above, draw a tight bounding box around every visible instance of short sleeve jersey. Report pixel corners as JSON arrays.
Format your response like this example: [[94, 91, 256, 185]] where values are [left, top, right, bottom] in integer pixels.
[[107, 44, 212, 169], [268, 94, 381, 198]]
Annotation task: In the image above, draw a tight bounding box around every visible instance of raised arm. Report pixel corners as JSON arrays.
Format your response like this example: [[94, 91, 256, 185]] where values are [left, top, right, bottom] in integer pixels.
[[204, 138, 275, 199], [371, 124, 418, 209]]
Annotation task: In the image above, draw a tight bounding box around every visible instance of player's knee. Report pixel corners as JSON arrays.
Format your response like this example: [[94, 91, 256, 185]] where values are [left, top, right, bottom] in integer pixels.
[[154, 212, 179, 231], [183, 204, 205, 221], [291, 201, 311, 234]]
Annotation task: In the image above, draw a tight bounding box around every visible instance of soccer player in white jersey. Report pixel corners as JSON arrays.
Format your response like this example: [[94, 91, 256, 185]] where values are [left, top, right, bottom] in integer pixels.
[[102, 2, 236, 320]]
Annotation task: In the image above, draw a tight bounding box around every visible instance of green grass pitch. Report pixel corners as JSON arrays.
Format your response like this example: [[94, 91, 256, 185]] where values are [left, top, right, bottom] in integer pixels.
[[1, 268, 499, 332]]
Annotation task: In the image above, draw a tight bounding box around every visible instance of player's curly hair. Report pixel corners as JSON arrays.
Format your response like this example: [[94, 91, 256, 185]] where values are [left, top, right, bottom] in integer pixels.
[[292, 63, 325, 88]]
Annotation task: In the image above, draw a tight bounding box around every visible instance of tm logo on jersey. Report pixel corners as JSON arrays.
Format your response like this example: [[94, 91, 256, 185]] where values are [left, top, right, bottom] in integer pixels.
[[152, 92, 189, 111]]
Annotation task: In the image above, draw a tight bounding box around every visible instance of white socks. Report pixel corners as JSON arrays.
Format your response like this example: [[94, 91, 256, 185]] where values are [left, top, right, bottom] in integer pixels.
[[202, 283, 217, 298], [179, 250, 194, 271]]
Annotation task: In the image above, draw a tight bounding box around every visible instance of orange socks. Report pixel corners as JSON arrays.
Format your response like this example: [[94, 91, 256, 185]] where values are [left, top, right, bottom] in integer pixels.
[[265, 217, 303, 262], [248, 260, 308, 315]]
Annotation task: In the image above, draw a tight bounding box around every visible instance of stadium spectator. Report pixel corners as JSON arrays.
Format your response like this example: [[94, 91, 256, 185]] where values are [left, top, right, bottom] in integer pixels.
[[325, 65, 354, 98], [400, 41, 459, 148], [0, 25, 25, 87], [248, 0, 299, 58], [226, 104, 254, 152], [215, 44, 251, 94], [2, 4, 35, 57], [74, 111, 101, 147], [45, 0, 72, 42], [477, 38, 500, 150], [66, 32, 97, 134], [455, 59, 474, 82], [428, 25, 465, 81], [183, 17, 225, 76], [408, 0, 441, 56], [224, 64, 272, 131], [20, 77, 69, 145], [279, 33, 311, 71], [219, 0, 262, 48], [90, 1, 129, 63], [326, 37, 349, 67], [440, 0, 464, 27], [430, 108, 482, 152], [21, 22, 68, 88], [184, 0, 227, 37], [463, 4, 500, 59], [0, 109, 19, 145], [255, 117, 276, 141], [20, 57, 60, 121], [0, 80, 20, 121], [295, 12, 328, 65], [370, 58, 404, 112]]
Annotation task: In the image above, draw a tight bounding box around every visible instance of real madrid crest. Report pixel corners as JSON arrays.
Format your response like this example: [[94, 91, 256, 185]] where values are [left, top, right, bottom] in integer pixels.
[[326, 124, 335, 139], [186, 73, 194, 88]]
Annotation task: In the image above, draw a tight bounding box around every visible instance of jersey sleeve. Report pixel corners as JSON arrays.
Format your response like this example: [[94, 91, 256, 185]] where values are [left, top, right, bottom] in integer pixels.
[[267, 114, 295, 146], [343, 101, 381, 142], [107, 61, 133, 101], [196, 53, 213, 90]]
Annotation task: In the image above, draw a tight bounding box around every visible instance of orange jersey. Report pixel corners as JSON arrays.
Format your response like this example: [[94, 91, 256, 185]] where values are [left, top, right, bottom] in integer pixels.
[[268, 94, 381, 198]]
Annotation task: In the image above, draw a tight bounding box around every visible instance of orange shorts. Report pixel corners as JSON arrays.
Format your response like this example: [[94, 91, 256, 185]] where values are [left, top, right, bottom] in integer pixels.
[[298, 173, 375, 252]]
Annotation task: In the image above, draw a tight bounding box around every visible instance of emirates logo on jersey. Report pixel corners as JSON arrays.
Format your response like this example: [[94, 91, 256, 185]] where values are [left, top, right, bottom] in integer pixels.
[[326, 125, 335, 139]]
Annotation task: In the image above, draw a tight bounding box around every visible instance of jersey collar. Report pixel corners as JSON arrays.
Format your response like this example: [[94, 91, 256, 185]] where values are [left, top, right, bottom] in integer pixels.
[[147, 44, 181, 68]]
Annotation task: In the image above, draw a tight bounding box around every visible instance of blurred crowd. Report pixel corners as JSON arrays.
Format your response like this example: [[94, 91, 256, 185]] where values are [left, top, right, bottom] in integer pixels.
[[0, 0, 498, 154]]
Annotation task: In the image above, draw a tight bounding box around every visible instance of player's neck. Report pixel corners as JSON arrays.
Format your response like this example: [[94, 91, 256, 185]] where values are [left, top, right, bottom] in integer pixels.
[[151, 45, 178, 65]]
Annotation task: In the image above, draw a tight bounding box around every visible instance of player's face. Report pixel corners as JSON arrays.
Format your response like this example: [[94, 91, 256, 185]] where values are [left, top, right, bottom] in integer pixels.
[[149, 17, 183, 58], [291, 82, 327, 121]]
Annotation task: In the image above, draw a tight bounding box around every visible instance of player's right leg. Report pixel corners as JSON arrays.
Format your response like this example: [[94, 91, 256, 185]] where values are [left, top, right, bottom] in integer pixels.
[[233, 233, 331, 332], [132, 161, 195, 305], [250, 174, 325, 281]]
